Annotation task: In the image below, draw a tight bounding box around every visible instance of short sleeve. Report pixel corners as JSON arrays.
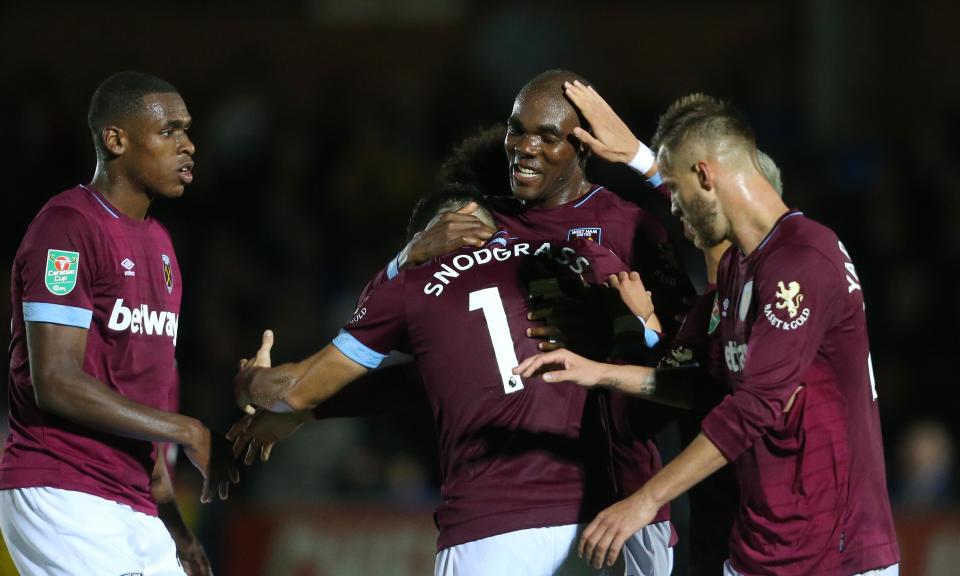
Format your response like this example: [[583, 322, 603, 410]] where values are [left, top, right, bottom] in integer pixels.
[[701, 244, 842, 462], [333, 274, 411, 369], [17, 206, 101, 329]]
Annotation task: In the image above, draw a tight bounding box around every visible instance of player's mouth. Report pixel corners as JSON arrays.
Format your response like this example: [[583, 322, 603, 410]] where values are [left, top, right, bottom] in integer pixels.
[[177, 162, 194, 184], [512, 163, 542, 185]]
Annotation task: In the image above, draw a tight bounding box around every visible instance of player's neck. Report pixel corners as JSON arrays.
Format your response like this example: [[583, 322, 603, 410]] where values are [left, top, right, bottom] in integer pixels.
[[536, 177, 593, 209], [89, 166, 153, 221], [729, 191, 790, 257]]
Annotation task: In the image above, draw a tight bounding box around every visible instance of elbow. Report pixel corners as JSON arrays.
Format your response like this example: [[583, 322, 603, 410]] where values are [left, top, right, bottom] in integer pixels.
[[32, 370, 70, 416]]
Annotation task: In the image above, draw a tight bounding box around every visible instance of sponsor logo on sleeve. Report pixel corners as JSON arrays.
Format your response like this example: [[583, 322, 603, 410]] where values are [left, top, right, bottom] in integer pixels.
[[161, 254, 174, 294], [45, 249, 80, 295], [567, 227, 602, 244], [724, 340, 748, 373], [763, 280, 810, 330]]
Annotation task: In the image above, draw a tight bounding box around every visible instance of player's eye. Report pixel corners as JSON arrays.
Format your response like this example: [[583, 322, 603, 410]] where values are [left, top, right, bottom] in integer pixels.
[[160, 129, 173, 137]]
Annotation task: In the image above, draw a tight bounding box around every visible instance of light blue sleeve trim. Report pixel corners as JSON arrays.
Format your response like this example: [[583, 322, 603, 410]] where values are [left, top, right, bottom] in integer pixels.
[[23, 302, 92, 329], [386, 254, 401, 280], [646, 171, 663, 188], [331, 329, 387, 369], [633, 315, 662, 349], [642, 322, 661, 348]]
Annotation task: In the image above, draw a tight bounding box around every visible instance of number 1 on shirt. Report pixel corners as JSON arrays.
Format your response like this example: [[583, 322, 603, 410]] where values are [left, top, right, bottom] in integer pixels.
[[469, 287, 524, 394]]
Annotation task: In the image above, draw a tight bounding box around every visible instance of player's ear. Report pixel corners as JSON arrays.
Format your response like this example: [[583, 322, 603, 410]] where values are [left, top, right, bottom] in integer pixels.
[[102, 126, 125, 157], [694, 160, 713, 192]]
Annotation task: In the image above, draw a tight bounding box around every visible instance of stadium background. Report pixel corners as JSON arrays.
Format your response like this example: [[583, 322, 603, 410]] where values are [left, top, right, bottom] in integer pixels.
[[1, 1, 958, 574]]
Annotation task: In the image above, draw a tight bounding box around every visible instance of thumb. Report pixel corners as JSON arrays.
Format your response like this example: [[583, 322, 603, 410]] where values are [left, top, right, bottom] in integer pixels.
[[456, 201, 478, 216], [255, 330, 274, 363]]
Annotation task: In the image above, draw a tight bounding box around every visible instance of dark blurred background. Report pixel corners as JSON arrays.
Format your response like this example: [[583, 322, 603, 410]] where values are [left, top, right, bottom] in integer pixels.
[[2, 1, 959, 574]]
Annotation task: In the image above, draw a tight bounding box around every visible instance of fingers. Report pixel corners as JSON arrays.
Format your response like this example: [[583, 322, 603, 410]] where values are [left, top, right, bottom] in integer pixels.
[[526, 325, 562, 340], [514, 350, 570, 378], [200, 477, 213, 504], [607, 274, 620, 288], [244, 438, 261, 466], [455, 201, 478, 215], [590, 527, 617, 570], [226, 414, 252, 442], [527, 307, 553, 321], [571, 127, 607, 155], [617, 270, 630, 284], [261, 442, 274, 462]]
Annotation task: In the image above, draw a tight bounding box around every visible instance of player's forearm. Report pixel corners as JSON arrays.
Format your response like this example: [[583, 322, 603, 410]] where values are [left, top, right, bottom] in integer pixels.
[[240, 345, 366, 413], [596, 363, 700, 409], [633, 433, 728, 511], [151, 452, 195, 546], [33, 366, 204, 448]]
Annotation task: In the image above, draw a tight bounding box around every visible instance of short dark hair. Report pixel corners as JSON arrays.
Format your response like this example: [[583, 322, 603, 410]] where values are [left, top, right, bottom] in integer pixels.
[[406, 183, 492, 241], [651, 93, 755, 156], [87, 71, 179, 158], [436, 124, 510, 197], [518, 69, 593, 100]]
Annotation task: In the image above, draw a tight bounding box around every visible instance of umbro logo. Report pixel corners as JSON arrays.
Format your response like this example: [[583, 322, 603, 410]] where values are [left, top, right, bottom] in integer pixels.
[[121, 258, 136, 277]]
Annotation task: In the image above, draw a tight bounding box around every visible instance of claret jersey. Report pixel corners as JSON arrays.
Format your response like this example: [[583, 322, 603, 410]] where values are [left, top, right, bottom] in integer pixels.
[[2, 185, 182, 516], [335, 236, 627, 550], [701, 211, 899, 575]]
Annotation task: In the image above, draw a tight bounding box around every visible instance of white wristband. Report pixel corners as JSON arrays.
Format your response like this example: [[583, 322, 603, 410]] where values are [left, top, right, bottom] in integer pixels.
[[627, 141, 655, 175]]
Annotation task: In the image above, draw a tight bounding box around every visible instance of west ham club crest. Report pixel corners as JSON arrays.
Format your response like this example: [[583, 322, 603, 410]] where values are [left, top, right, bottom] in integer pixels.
[[161, 254, 174, 294]]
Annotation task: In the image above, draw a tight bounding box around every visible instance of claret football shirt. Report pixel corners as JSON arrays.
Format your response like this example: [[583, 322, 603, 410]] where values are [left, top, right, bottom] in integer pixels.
[[2, 185, 182, 515], [702, 211, 899, 575], [335, 236, 627, 550]]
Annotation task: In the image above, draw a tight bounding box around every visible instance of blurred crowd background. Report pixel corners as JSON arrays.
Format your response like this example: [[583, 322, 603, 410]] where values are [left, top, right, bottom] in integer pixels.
[[2, 1, 959, 574]]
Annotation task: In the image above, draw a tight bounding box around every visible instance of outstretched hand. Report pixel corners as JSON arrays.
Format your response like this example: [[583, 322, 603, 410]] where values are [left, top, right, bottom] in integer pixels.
[[184, 426, 239, 503], [564, 80, 643, 166], [513, 348, 610, 388], [226, 409, 308, 466], [235, 329, 276, 410]]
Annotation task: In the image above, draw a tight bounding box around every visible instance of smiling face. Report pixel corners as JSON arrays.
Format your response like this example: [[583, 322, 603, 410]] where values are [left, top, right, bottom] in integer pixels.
[[504, 87, 587, 208], [119, 92, 195, 199]]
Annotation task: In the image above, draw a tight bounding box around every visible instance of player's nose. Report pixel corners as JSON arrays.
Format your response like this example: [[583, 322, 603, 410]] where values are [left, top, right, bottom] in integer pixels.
[[180, 134, 196, 157]]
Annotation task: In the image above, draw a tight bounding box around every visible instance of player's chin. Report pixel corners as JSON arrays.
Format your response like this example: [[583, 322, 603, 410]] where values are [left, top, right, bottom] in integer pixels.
[[510, 180, 545, 203]]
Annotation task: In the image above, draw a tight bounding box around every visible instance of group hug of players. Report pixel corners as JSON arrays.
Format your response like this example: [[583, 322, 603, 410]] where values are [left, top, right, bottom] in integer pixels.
[[0, 69, 899, 576]]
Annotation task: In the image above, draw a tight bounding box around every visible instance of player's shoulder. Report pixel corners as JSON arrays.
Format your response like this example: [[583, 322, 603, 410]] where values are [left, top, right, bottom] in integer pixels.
[[25, 187, 101, 237], [766, 212, 842, 264]]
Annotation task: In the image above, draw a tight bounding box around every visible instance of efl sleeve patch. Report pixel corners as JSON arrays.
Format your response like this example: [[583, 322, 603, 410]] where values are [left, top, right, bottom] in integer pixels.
[[44, 249, 81, 296]]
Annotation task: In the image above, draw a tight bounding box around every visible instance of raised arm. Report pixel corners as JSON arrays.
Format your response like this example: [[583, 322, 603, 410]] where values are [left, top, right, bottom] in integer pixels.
[[513, 348, 702, 410], [235, 342, 369, 413], [26, 322, 235, 502]]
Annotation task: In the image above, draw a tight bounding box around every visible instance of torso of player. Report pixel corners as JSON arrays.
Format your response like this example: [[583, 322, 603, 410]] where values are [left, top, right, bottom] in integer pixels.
[[715, 211, 898, 574], [349, 237, 623, 548], [2, 186, 181, 515]]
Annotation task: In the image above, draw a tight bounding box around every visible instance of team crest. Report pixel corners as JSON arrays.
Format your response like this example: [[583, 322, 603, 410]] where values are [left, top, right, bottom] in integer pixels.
[[763, 280, 811, 331], [775, 281, 804, 318], [567, 227, 602, 244], [45, 249, 80, 296], [161, 254, 174, 294]]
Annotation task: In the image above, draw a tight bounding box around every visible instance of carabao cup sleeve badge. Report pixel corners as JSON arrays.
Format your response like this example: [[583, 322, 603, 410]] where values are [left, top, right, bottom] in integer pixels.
[[45, 249, 80, 296]]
